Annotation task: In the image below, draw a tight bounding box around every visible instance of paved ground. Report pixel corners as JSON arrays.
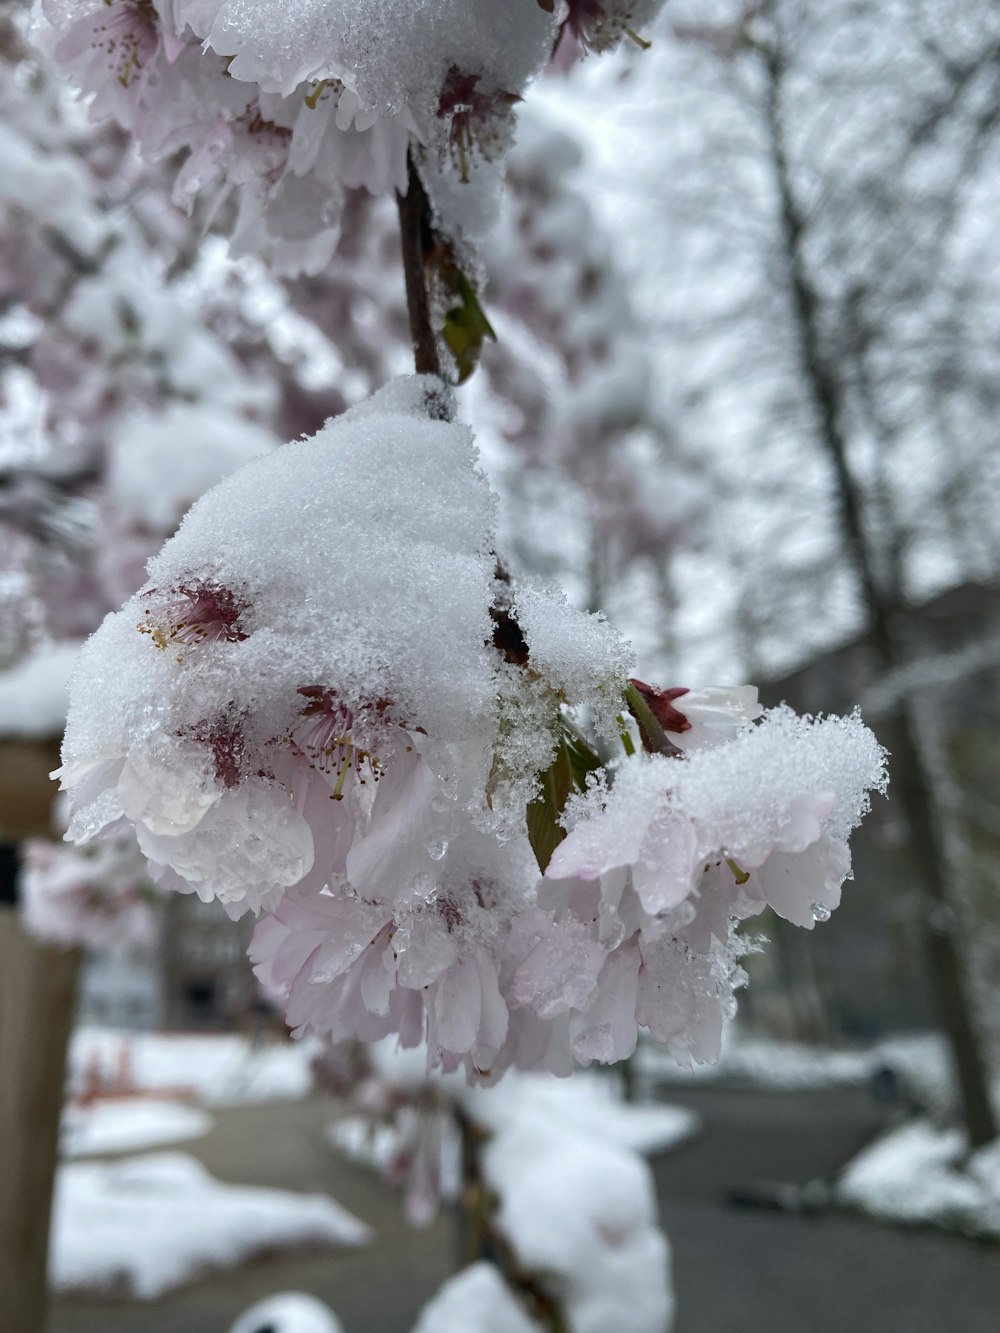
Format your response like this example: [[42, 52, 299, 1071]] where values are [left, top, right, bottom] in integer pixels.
[[655, 1086, 1000, 1333], [50, 1097, 457, 1333], [51, 1085, 1000, 1333]]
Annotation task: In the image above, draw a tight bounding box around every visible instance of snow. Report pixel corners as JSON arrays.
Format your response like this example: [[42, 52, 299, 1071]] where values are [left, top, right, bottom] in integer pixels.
[[327, 1039, 676, 1329], [636, 1030, 874, 1092], [61, 1097, 212, 1157], [69, 1027, 319, 1107], [485, 1120, 674, 1333], [0, 640, 79, 737], [51, 1150, 372, 1298], [330, 1041, 697, 1171], [837, 1121, 1000, 1240], [106, 402, 280, 533], [230, 1291, 344, 1333], [463, 1068, 699, 1157], [637, 1027, 992, 1113], [204, 0, 555, 110], [512, 580, 633, 721], [411, 1263, 539, 1333]]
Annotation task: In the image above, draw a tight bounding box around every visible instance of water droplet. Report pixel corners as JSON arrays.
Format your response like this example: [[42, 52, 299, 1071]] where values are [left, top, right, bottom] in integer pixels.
[[425, 838, 449, 861], [674, 900, 696, 927], [810, 901, 832, 923], [410, 871, 437, 902]]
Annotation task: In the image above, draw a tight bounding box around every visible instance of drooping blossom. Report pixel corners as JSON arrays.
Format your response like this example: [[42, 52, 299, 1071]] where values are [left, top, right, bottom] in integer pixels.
[[554, 0, 668, 65], [57, 375, 885, 1079], [541, 705, 887, 1064], [32, 0, 566, 272]]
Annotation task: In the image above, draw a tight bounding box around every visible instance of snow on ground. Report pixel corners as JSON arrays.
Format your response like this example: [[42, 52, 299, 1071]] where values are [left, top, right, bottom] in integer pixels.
[[485, 1116, 674, 1333], [639, 1027, 1000, 1130], [411, 1263, 539, 1333], [636, 1029, 874, 1091], [836, 1120, 1000, 1240], [51, 1151, 372, 1298], [328, 1049, 698, 1179], [230, 1291, 345, 1333], [69, 1026, 319, 1106], [463, 1069, 699, 1156], [62, 1097, 212, 1157]]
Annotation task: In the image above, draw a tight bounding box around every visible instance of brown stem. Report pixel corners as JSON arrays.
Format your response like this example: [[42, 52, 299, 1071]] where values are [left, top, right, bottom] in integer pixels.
[[397, 151, 442, 378], [453, 1106, 570, 1333]]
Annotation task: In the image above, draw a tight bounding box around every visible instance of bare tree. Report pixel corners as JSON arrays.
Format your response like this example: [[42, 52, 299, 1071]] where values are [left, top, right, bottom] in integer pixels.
[[615, 0, 1000, 1142]]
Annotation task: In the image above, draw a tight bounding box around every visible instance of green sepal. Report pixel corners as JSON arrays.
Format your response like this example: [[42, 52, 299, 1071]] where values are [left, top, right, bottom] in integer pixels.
[[443, 270, 497, 384], [526, 721, 602, 873]]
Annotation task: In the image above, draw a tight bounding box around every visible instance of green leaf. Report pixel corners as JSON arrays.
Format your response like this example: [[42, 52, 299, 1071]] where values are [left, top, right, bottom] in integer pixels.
[[526, 722, 601, 873], [443, 270, 497, 384]]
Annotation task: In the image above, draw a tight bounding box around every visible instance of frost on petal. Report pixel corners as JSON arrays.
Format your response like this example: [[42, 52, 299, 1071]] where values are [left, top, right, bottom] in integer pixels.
[[546, 768, 656, 883], [136, 780, 313, 916], [117, 737, 221, 837], [394, 919, 459, 989], [636, 936, 730, 1069], [570, 937, 641, 1065], [748, 833, 852, 930], [430, 956, 483, 1058], [630, 808, 698, 916], [509, 910, 606, 1020], [346, 747, 439, 900], [676, 707, 886, 860]]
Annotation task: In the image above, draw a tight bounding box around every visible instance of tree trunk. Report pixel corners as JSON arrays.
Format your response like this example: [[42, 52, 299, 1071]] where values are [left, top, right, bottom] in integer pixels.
[[0, 893, 80, 1333], [759, 29, 997, 1145]]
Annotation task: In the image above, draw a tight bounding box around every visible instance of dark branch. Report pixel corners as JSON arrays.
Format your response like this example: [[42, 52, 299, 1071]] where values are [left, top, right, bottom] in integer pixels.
[[397, 151, 442, 378]]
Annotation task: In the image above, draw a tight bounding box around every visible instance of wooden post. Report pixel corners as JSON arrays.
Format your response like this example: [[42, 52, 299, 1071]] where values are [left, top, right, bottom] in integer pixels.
[[0, 738, 80, 1333], [0, 907, 80, 1333]]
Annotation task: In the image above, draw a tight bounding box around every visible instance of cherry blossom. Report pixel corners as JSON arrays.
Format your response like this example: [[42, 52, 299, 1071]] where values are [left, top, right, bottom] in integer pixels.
[[55, 371, 886, 1077], [20, 834, 159, 954]]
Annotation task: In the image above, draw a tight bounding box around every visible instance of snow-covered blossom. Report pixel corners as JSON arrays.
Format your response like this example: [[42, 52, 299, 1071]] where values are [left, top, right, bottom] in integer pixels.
[[542, 706, 886, 1065], [558, 1, 666, 54], [58, 374, 885, 1079], [31, 0, 564, 271], [57, 376, 632, 1072]]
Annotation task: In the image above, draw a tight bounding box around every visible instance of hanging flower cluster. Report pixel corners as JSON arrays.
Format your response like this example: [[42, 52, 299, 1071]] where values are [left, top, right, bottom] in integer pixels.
[[57, 376, 886, 1080], [34, 0, 668, 274]]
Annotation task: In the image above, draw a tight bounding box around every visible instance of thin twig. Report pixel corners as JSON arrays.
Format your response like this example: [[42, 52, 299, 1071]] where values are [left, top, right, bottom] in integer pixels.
[[396, 151, 441, 378]]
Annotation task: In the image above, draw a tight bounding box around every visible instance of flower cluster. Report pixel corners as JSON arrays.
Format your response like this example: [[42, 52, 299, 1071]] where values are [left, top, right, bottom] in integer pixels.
[[33, 0, 668, 272], [57, 376, 886, 1080]]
